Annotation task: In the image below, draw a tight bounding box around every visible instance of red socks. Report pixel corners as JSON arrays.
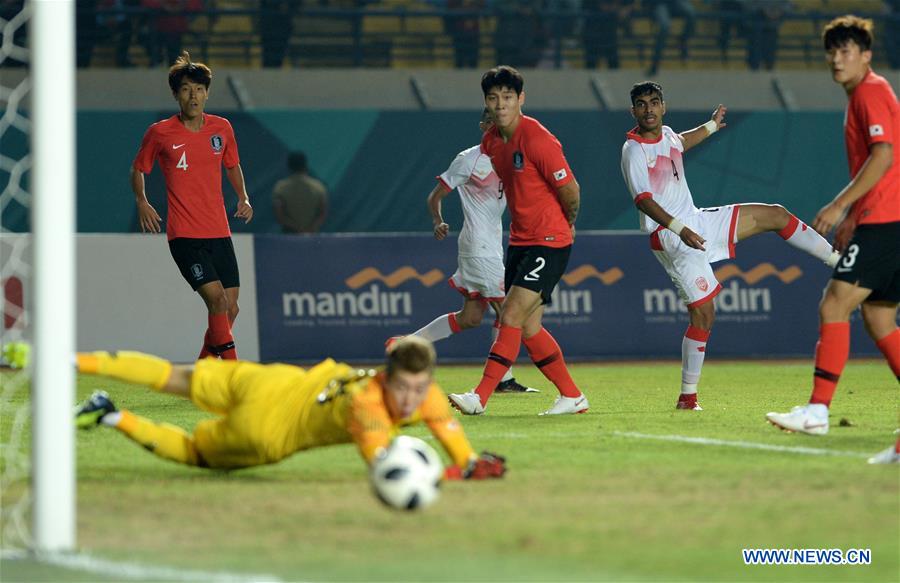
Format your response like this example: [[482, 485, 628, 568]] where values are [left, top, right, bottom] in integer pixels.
[[204, 312, 237, 360], [523, 328, 581, 398], [448, 312, 461, 334], [809, 322, 850, 407], [874, 328, 900, 380], [474, 326, 521, 405]]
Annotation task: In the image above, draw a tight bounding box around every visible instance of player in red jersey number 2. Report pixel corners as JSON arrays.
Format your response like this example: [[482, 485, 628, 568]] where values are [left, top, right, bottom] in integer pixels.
[[449, 66, 589, 416], [131, 52, 253, 360]]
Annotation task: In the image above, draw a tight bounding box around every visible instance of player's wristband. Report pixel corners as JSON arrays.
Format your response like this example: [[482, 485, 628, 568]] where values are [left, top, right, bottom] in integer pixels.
[[703, 119, 718, 135], [668, 218, 686, 236]]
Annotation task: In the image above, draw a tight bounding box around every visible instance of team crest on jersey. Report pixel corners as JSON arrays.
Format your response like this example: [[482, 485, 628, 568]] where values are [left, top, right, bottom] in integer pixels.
[[513, 151, 524, 170], [695, 276, 709, 292], [210, 134, 223, 152], [191, 263, 204, 280]]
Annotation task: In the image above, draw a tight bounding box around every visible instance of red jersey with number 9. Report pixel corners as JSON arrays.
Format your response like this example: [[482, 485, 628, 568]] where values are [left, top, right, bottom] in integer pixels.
[[481, 115, 575, 247], [844, 71, 900, 225], [133, 114, 240, 240]]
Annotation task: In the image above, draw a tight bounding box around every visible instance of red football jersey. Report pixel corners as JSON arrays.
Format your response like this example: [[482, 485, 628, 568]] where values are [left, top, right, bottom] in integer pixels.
[[133, 114, 240, 240], [481, 115, 575, 247], [844, 71, 900, 225]]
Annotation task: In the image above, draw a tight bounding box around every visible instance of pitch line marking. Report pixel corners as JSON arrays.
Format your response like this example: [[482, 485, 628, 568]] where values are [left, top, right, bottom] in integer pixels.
[[1, 550, 285, 582], [612, 431, 870, 458]]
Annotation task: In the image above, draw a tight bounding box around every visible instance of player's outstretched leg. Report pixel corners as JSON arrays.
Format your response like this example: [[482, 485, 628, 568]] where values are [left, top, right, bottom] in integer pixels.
[[523, 328, 588, 415], [737, 204, 840, 267], [75, 390, 204, 466], [77, 351, 173, 391], [77, 351, 193, 398]]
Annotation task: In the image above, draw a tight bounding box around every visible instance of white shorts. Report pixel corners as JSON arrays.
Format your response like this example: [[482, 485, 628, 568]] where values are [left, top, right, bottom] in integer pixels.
[[650, 205, 740, 307], [448, 256, 506, 302]]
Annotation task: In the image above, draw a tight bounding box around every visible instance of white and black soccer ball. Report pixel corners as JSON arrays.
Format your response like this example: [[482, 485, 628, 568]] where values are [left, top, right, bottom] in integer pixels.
[[370, 435, 443, 511]]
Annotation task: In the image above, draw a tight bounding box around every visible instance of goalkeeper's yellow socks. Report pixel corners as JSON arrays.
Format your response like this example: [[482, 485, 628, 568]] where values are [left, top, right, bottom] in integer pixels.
[[76, 351, 172, 391], [111, 410, 202, 466]]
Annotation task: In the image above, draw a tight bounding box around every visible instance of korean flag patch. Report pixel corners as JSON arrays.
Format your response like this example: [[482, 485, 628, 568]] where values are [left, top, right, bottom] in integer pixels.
[[869, 124, 884, 137], [553, 168, 568, 181]]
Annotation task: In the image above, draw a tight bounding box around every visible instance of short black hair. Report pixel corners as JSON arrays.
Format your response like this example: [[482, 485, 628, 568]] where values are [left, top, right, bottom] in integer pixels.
[[630, 81, 664, 105], [288, 151, 308, 173], [168, 51, 212, 94], [822, 15, 874, 52], [481, 66, 524, 96]]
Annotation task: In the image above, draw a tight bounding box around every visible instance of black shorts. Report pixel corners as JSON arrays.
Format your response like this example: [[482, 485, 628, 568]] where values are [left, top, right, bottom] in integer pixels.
[[505, 244, 571, 305], [169, 237, 240, 291], [831, 222, 900, 303]]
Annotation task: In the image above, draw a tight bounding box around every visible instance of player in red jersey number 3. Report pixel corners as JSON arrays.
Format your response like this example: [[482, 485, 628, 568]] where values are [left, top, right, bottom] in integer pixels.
[[131, 52, 253, 360]]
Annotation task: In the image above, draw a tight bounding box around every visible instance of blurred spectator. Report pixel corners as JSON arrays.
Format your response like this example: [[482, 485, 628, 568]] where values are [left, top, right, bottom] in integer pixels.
[[494, 0, 544, 68], [540, 0, 581, 68], [273, 151, 329, 234], [716, 0, 743, 65], [141, 0, 203, 67], [445, 0, 484, 68], [744, 0, 789, 70], [645, 0, 695, 75], [886, 0, 900, 69], [582, 0, 633, 69], [260, 0, 293, 68], [76, 0, 99, 67], [99, 0, 139, 67]]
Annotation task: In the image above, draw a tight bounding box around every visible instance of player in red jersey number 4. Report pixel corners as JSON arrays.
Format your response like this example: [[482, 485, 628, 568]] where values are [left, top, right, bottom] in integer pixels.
[[131, 52, 253, 361]]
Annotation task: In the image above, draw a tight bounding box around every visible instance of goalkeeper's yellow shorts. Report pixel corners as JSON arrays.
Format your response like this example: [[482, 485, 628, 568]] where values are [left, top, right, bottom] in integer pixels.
[[189, 359, 310, 469]]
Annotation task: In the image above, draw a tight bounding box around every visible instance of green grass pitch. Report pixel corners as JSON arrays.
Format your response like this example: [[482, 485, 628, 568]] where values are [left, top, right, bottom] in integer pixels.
[[2, 360, 898, 582]]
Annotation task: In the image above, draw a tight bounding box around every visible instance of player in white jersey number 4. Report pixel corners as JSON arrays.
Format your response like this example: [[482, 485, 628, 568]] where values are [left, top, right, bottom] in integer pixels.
[[621, 81, 841, 411], [388, 109, 537, 394]]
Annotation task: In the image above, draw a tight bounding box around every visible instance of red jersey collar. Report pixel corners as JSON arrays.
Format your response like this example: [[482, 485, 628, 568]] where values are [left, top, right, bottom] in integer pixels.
[[626, 126, 664, 144]]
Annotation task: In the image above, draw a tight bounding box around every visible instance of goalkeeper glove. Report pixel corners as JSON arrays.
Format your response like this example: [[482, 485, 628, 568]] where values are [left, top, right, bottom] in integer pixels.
[[444, 451, 507, 480]]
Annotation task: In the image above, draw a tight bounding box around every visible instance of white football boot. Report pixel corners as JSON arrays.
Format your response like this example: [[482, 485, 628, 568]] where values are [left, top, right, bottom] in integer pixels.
[[867, 443, 900, 465], [448, 392, 485, 415], [539, 394, 589, 416], [766, 403, 829, 435]]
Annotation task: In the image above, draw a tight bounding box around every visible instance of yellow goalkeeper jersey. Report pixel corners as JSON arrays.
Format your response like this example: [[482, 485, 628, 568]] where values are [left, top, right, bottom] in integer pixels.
[[190, 358, 476, 469]]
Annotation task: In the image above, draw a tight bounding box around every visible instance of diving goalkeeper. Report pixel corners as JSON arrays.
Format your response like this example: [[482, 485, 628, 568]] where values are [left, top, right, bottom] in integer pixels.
[[75, 336, 504, 479]]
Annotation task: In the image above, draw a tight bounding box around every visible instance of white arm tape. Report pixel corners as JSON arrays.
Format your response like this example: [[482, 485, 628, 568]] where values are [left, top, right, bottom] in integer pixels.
[[703, 119, 718, 135], [668, 218, 686, 235]]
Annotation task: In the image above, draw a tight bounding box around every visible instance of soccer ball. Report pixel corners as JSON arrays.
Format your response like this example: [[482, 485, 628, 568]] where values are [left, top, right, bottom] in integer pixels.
[[370, 435, 443, 511]]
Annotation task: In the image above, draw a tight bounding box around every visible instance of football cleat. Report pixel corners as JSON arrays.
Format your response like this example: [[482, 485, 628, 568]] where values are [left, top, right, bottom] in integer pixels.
[[539, 394, 589, 416], [676, 393, 702, 411], [75, 390, 117, 429], [766, 403, 829, 435], [448, 392, 485, 415], [496, 378, 540, 393], [867, 442, 900, 465]]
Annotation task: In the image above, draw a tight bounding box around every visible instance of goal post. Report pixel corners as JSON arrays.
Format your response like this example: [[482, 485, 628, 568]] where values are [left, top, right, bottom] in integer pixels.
[[30, 0, 76, 552]]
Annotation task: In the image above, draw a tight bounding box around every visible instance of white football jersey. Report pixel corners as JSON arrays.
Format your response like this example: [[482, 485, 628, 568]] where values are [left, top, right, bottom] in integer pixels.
[[621, 125, 698, 233], [437, 145, 505, 259]]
